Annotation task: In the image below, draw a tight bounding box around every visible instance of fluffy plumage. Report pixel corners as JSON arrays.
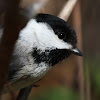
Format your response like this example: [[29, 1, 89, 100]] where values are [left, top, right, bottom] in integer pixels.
[[0, 14, 82, 92]]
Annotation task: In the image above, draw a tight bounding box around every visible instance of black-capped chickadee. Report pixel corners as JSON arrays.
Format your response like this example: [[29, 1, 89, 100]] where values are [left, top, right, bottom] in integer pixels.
[[1, 14, 82, 92]]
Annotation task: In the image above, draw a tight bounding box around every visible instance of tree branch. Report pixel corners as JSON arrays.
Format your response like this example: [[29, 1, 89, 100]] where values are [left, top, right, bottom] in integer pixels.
[[58, 0, 77, 21], [0, 0, 22, 95], [58, 1, 84, 100], [72, 1, 84, 100], [16, 85, 33, 100]]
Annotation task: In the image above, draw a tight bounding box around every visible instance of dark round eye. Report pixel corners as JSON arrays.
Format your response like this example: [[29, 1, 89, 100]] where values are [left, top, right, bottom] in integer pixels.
[[58, 32, 66, 39]]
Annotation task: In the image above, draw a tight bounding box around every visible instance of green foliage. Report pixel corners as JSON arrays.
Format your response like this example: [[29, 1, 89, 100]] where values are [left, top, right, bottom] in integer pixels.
[[84, 57, 100, 97], [90, 61, 100, 95], [30, 88, 79, 100]]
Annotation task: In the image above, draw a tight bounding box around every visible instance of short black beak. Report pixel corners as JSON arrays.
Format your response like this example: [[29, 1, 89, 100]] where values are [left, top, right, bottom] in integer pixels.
[[71, 48, 83, 56]]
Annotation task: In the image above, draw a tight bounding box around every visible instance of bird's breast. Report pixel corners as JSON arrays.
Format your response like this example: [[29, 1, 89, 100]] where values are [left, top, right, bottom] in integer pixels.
[[7, 62, 50, 92]]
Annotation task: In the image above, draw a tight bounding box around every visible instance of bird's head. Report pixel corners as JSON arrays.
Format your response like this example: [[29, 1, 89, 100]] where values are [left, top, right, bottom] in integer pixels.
[[23, 14, 82, 66]]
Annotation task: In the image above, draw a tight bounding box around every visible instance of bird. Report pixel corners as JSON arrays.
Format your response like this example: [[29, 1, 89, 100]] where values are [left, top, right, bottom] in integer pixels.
[[0, 14, 82, 93]]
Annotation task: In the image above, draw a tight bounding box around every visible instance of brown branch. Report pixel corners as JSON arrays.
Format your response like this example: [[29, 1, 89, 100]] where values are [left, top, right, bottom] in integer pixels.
[[58, 0, 84, 100], [72, 1, 84, 100], [0, 0, 24, 95], [58, 0, 77, 21]]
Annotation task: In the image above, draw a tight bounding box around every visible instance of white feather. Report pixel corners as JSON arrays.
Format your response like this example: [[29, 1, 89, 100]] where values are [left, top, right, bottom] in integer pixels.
[[4, 18, 73, 92], [19, 19, 72, 51]]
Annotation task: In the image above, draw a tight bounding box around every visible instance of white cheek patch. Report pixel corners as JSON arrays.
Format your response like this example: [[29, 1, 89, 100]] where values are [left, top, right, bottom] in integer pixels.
[[23, 19, 73, 51], [18, 19, 73, 54]]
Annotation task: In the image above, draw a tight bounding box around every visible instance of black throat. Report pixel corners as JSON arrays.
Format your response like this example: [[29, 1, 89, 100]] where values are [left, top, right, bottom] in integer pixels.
[[32, 48, 71, 66]]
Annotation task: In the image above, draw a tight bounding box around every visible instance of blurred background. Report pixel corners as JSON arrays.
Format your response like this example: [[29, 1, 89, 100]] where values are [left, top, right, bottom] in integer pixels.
[[1, 0, 100, 100]]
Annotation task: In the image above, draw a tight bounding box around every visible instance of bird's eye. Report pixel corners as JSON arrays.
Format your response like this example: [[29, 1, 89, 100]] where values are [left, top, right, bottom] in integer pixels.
[[58, 32, 66, 39]]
